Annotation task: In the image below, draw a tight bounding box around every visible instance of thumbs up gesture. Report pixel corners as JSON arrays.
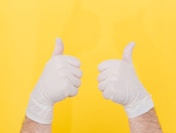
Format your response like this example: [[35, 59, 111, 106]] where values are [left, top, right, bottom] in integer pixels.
[[26, 38, 82, 124], [98, 43, 154, 118]]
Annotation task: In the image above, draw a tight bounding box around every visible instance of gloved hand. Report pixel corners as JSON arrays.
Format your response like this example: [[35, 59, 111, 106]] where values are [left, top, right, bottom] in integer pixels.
[[97, 42, 154, 118], [26, 39, 82, 124]]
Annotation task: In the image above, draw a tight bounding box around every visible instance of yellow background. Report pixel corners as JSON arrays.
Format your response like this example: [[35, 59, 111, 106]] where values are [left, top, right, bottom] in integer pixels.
[[0, 0, 176, 132]]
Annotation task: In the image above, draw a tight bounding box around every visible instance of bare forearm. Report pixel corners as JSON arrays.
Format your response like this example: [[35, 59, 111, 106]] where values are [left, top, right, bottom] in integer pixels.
[[21, 116, 51, 133], [129, 108, 162, 133]]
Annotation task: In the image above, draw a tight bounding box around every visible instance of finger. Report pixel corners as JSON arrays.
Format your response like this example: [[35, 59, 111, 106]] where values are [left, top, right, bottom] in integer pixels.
[[98, 70, 111, 82], [64, 56, 81, 67], [52, 38, 64, 57], [122, 42, 135, 62], [98, 60, 121, 72], [68, 66, 83, 78], [98, 80, 109, 92], [103, 87, 114, 100], [67, 74, 81, 88], [68, 85, 78, 97]]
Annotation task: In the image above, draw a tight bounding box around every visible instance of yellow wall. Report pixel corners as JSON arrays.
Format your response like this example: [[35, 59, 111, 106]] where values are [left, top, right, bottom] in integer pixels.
[[0, 0, 176, 132]]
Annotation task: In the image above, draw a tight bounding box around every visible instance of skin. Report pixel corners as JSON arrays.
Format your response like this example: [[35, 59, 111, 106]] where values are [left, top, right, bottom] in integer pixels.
[[20, 116, 51, 133], [21, 108, 162, 133], [129, 108, 163, 133], [20, 41, 162, 132]]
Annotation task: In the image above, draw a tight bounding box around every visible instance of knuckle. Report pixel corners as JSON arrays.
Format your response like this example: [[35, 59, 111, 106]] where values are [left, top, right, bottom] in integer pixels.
[[69, 88, 78, 97]]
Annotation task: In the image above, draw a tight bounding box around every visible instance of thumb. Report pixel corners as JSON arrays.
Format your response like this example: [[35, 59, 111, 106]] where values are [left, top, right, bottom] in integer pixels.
[[52, 38, 64, 56], [122, 42, 135, 61]]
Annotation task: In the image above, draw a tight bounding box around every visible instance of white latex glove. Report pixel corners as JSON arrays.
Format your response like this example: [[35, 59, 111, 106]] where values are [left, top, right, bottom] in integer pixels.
[[26, 39, 82, 124], [98, 42, 154, 118]]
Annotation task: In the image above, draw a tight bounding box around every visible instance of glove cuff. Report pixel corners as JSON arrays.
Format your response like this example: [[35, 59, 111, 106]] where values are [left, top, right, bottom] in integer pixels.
[[125, 95, 154, 118], [26, 97, 53, 124]]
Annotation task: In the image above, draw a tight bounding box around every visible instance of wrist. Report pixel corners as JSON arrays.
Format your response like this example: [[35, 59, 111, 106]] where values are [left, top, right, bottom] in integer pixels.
[[26, 93, 54, 124], [125, 95, 154, 118]]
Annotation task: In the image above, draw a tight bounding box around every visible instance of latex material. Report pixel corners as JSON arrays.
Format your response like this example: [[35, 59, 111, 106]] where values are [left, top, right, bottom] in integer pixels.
[[26, 39, 82, 124], [98, 42, 154, 118]]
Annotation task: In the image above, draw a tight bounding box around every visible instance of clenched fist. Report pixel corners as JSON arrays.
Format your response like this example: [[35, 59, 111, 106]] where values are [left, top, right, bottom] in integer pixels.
[[98, 43, 154, 118], [26, 39, 82, 124]]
